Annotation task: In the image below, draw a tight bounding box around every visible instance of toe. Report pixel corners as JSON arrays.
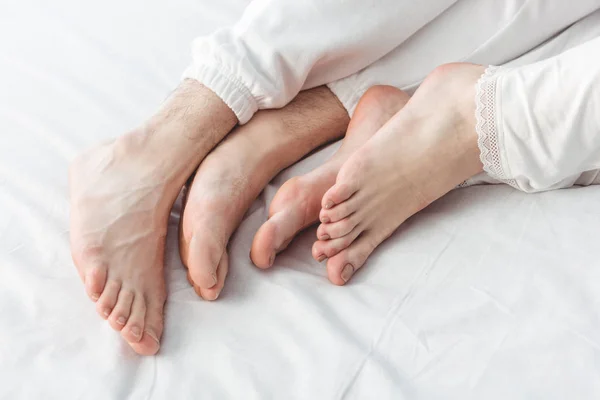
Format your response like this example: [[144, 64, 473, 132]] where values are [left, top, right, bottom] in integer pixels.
[[326, 232, 379, 286], [317, 216, 358, 240], [252, 176, 317, 269], [250, 218, 278, 269], [73, 245, 108, 301], [122, 294, 146, 343], [312, 225, 362, 261], [251, 207, 305, 269], [95, 280, 120, 320], [84, 263, 107, 302], [189, 252, 228, 301], [200, 252, 228, 301], [108, 289, 134, 331], [319, 197, 358, 224], [187, 229, 223, 290], [128, 296, 165, 356], [321, 182, 357, 210]]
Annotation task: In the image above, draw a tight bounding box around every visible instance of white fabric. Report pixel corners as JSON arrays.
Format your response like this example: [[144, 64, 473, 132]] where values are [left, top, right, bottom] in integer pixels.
[[183, 0, 600, 122], [183, 0, 458, 123], [3, 1, 600, 400], [476, 38, 600, 192], [329, 0, 600, 116]]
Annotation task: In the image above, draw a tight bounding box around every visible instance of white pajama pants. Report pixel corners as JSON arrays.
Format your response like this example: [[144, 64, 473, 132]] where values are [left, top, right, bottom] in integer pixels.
[[183, 0, 600, 192], [472, 37, 600, 192]]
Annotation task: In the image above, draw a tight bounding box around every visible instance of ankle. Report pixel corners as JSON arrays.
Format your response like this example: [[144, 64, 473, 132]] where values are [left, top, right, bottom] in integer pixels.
[[145, 80, 237, 152], [250, 90, 349, 171], [271, 86, 349, 147], [431, 63, 485, 177]]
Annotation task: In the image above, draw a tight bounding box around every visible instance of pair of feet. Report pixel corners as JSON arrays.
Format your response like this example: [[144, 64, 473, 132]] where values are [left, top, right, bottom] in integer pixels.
[[69, 63, 484, 356]]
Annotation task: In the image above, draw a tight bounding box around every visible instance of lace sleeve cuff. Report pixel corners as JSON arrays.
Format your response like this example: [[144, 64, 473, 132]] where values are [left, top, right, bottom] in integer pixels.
[[475, 66, 518, 189]]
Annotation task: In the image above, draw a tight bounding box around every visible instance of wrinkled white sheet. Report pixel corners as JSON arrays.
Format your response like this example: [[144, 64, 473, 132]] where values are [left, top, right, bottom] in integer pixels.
[[2, 1, 600, 399]]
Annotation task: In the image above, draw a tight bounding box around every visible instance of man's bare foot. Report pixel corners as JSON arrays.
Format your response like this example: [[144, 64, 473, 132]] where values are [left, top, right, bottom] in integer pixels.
[[251, 86, 410, 272], [179, 87, 349, 298], [316, 63, 485, 285], [69, 80, 237, 355]]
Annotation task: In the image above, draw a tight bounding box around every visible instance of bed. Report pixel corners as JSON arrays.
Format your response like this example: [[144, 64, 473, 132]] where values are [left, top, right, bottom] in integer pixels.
[[2, 1, 600, 398]]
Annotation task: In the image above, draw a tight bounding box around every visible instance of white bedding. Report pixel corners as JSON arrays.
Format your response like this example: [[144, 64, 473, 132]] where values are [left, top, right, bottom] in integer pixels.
[[2, 1, 600, 399]]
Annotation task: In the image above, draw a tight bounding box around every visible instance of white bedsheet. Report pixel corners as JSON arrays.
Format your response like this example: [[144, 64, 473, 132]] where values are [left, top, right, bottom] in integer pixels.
[[2, 1, 600, 399]]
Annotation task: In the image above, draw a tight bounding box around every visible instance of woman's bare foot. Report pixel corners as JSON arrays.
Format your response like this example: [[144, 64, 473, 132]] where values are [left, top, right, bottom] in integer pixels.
[[316, 63, 485, 285], [179, 87, 349, 299], [251, 86, 410, 271], [69, 80, 237, 355]]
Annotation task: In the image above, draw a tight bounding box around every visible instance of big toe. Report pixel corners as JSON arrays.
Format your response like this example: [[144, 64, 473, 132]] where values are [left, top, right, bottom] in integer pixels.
[[181, 221, 228, 300], [71, 243, 109, 301], [186, 251, 228, 301], [129, 333, 161, 356], [251, 217, 279, 269], [252, 176, 327, 268], [326, 233, 378, 286], [85, 264, 107, 302], [251, 209, 301, 269], [129, 297, 165, 356]]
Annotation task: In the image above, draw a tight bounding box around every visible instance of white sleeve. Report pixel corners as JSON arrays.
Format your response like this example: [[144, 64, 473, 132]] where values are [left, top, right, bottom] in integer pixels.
[[183, 0, 457, 123], [475, 36, 600, 192]]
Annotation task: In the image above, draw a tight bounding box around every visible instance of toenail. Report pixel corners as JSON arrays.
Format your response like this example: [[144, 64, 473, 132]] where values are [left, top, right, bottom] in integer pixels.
[[324, 201, 334, 209], [116, 316, 126, 325], [91, 293, 99, 301], [269, 253, 275, 267], [102, 309, 111, 318], [321, 216, 330, 223], [130, 326, 141, 337], [317, 254, 327, 262], [341, 264, 355, 283], [211, 272, 218, 286], [145, 329, 160, 345], [204, 290, 220, 301], [320, 234, 330, 240]]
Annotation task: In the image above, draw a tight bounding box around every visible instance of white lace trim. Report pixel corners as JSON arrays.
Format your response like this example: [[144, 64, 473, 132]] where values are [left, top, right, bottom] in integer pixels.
[[475, 66, 518, 189]]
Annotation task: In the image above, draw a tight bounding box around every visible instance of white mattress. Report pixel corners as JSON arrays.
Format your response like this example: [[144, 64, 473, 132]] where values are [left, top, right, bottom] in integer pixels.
[[2, 1, 600, 399]]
